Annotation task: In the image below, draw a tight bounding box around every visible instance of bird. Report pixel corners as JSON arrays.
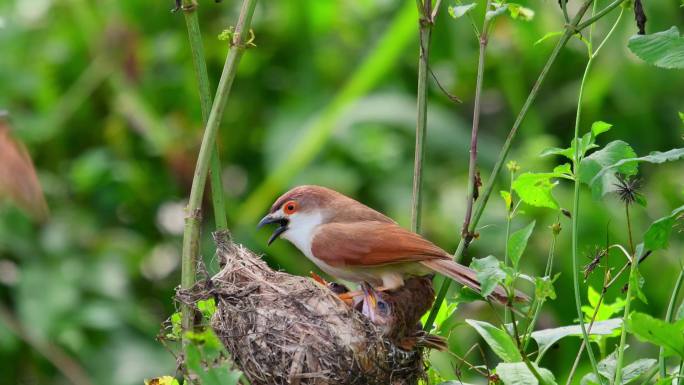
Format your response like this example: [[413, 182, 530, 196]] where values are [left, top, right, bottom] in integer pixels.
[[359, 277, 447, 351], [258, 185, 522, 303]]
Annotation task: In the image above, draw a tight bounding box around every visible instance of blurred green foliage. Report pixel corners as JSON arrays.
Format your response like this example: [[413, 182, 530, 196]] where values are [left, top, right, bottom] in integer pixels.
[[0, 0, 683, 384]]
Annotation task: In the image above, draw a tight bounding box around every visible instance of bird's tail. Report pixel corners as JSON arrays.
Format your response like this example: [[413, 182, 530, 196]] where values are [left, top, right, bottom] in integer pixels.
[[420, 259, 528, 304]]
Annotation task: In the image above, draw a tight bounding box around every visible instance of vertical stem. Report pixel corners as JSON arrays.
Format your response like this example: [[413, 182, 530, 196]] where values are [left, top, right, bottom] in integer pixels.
[[570, 54, 605, 383], [614, 205, 637, 385], [462, 0, 493, 243], [181, 1, 229, 231], [424, 0, 595, 331], [179, 0, 257, 370], [660, 268, 684, 377], [412, 0, 434, 233]]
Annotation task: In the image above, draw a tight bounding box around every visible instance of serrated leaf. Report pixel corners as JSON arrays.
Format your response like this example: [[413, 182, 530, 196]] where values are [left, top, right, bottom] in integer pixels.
[[643, 204, 684, 251], [626, 312, 684, 358], [496, 362, 556, 385], [448, 3, 477, 18], [466, 319, 522, 362], [579, 140, 638, 198], [470, 256, 506, 297], [507, 221, 535, 269], [535, 31, 563, 45], [628, 26, 684, 69], [531, 319, 622, 359]]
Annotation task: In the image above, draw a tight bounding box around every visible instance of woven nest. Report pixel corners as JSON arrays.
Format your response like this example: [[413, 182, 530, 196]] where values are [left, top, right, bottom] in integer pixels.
[[178, 230, 435, 385]]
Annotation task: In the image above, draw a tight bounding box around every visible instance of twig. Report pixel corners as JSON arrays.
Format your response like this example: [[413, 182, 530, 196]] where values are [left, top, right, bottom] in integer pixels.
[[614, 204, 637, 385], [411, 0, 435, 232], [462, 0, 493, 245], [179, 0, 257, 372]]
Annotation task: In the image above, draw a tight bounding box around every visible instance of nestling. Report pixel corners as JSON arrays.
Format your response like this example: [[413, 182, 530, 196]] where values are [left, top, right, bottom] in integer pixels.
[[258, 185, 520, 303]]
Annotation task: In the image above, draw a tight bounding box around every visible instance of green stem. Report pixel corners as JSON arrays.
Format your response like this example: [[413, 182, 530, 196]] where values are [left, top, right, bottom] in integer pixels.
[[614, 204, 637, 385], [412, 0, 434, 233], [424, 0, 595, 332], [577, 0, 627, 30], [462, 0, 493, 243], [179, 0, 257, 369], [524, 228, 558, 352], [181, 1, 229, 231], [503, 172, 514, 325], [660, 268, 684, 377]]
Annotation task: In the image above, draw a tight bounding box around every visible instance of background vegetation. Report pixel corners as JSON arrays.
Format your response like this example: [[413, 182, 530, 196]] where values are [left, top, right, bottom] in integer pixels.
[[0, 0, 682, 384]]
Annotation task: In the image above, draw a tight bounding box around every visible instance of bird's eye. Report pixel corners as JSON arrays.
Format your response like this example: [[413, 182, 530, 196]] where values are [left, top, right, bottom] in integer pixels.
[[283, 200, 298, 215], [376, 300, 389, 315]]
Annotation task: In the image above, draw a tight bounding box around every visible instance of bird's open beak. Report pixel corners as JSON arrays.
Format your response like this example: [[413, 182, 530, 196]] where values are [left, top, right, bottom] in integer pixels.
[[361, 282, 379, 322], [257, 213, 289, 245]]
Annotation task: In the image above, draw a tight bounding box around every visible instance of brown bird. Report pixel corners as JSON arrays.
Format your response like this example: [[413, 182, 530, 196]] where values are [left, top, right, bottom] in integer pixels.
[[258, 185, 520, 303]]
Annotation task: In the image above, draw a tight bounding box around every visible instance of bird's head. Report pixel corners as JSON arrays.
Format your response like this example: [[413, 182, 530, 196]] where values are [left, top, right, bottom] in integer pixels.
[[257, 185, 338, 245]]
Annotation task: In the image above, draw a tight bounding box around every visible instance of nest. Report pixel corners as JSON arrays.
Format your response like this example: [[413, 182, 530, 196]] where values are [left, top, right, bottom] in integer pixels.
[[178, 230, 434, 385]]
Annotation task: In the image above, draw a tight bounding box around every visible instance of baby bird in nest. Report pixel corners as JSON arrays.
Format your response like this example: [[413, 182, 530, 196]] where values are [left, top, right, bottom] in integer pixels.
[[359, 277, 447, 351]]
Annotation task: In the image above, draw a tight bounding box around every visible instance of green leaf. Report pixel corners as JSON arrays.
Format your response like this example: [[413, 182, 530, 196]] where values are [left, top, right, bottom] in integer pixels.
[[643, 205, 684, 251], [530, 319, 622, 359], [535, 31, 563, 45], [582, 286, 626, 322], [591, 121, 613, 137], [619, 359, 657, 384], [448, 3, 477, 18], [501, 190, 512, 212], [198, 298, 217, 319], [628, 27, 684, 69], [496, 362, 556, 385], [534, 273, 560, 302], [579, 140, 638, 198], [506, 3, 535, 20], [470, 256, 506, 298], [679, 111, 684, 124], [591, 148, 684, 185], [626, 312, 684, 358], [630, 266, 648, 304], [512, 173, 560, 209], [486, 3, 509, 20], [507, 221, 536, 269], [466, 319, 522, 362]]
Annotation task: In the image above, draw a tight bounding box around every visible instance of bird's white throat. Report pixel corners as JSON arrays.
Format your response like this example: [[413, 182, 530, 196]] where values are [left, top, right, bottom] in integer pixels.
[[281, 211, 324, 259]]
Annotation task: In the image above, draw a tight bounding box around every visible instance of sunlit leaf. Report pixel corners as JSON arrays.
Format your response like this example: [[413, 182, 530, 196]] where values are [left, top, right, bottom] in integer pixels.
[[591, 121, 613, 137], [501, 190, 512, 212], [531, 319, 622, 359], [496, 362, 556, 385], [534, 273, 559, 302], [507, 3, 535, 20], [466, 319, 522, 362], [507, 221, 535, 269], [512, 173, 561, 209], [626, 312, 684, 358], [582, 286, 626, 322], [448, 3, 477, 18], [470, 255, 506, 297], [628, 27, 684, 69], [643, 204, 684, 251], [144, 376, 180, 385]]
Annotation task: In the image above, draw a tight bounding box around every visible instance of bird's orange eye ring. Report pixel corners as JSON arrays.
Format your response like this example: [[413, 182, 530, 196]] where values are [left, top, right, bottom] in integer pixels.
[[283, 200, 298, 215]]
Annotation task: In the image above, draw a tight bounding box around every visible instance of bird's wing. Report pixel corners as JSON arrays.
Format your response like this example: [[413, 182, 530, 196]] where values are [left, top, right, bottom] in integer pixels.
[[310, 221, 450, 267]]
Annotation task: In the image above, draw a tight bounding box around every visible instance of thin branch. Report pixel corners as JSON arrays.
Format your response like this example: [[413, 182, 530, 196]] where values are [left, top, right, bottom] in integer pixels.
[[660, 268, 684, 377], [411, 0, 435, 232], [180, 0, 229, 230], [179, 0, 257, 372], [462, 0, 493, 244]]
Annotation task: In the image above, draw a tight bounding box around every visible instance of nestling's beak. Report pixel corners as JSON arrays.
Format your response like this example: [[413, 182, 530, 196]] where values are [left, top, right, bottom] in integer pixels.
[[257, 213, 289, 245], [361, 282, 379, 322]]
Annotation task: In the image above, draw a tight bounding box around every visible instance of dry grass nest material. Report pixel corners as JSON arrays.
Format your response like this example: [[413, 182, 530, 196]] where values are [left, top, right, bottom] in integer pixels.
[[176, 230, 431, 385]]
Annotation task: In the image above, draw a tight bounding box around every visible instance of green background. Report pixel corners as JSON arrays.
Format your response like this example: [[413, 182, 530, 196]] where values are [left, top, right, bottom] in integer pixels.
[[0, 0, 683, 384]]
